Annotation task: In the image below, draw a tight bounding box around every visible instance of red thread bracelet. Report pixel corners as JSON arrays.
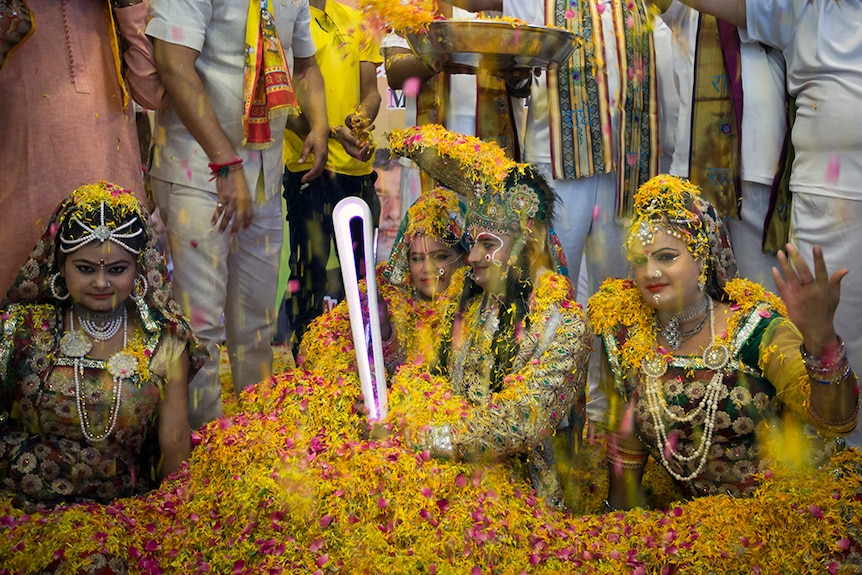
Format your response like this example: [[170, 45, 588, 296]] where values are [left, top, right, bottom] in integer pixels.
[[208, 156, 243, 180]]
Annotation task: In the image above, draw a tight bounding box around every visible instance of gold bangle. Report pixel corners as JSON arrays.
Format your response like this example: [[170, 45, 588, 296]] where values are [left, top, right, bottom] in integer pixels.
[[807, 392, 860, 434]]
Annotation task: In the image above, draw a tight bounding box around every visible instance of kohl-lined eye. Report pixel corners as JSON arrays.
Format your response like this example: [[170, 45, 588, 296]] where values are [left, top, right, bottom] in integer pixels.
[[656, 251, 680, 262]]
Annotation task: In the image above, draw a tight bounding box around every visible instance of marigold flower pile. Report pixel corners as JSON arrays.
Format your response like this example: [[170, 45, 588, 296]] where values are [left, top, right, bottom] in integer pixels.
[[2, 289, 861, 574]]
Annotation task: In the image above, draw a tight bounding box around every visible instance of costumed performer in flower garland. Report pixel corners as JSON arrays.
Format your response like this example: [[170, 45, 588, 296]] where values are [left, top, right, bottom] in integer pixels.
[[0, 182, 207, 520], [377, 126, 591, 508], [298, 187, 467, 372], [588, 174, 859, 510]]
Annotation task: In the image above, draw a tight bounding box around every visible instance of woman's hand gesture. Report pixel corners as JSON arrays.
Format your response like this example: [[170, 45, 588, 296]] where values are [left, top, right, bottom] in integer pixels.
[[772, 243, 848, 354]]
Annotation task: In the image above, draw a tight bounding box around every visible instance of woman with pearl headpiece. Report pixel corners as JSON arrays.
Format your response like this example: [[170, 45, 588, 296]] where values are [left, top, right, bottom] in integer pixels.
[[0, 181, 206, 522]]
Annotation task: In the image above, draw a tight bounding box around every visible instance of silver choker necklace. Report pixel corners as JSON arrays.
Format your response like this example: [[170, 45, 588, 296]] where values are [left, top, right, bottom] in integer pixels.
[[74, 304, 125, 342], [655, 295, 709, 351]]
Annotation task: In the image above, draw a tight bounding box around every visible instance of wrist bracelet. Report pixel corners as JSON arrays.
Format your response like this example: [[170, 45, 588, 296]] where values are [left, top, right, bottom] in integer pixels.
[[801, 338, 851, 385], [207, 156, 243, 181], [809, 363, 852, 386]]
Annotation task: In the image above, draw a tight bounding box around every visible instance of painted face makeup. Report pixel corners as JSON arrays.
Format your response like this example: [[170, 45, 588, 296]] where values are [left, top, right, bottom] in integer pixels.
[[467, 230, 513, 293]]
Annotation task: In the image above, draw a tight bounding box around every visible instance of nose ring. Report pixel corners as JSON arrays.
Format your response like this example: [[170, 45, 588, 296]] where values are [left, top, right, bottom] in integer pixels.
[[106, 281, 112, 288], [484, 254, 492, 262], [438, 268, 445, 277], [653, 270, 662, 280]]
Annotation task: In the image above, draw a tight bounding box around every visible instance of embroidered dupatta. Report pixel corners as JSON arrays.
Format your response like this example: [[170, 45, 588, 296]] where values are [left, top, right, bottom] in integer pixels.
[[546, 0, 657, 216]]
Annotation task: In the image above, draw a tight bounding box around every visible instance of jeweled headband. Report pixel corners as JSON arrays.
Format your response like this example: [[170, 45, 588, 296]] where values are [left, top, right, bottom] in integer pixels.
[[58, 182, 147, 257], [626, 174, 737, 296], [466, 167, 553, 238]]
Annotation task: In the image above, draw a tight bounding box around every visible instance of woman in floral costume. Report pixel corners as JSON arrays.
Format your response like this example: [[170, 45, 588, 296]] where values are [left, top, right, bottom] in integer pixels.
[[589, 174, 859, 508], [0, 181, 206, 517]]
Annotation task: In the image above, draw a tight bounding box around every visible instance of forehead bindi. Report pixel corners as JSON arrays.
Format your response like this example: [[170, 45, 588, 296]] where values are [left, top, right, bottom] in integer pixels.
[[71, 242, 135, 266]]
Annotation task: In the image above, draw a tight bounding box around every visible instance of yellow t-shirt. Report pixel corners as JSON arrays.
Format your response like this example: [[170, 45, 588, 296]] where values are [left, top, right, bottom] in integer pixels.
[[283, 1, 382, 176]]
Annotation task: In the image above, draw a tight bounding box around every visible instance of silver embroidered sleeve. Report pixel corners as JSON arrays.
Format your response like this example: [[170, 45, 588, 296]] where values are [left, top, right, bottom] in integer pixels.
[[446, 307, 591, 460]]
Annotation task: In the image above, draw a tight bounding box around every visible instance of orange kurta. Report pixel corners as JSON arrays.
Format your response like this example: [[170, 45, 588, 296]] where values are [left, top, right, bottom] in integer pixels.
[[0, 0, 161, 294]]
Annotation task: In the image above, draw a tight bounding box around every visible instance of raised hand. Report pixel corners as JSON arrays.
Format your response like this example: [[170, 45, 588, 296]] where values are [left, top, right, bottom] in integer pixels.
[[772, 243, 848, 354]]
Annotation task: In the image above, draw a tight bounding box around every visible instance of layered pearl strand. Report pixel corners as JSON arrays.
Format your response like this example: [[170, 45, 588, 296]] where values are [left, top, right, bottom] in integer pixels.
[[75, 304, 124, 341], [642, 298, 731, 482], [60, 307, 129, 443]]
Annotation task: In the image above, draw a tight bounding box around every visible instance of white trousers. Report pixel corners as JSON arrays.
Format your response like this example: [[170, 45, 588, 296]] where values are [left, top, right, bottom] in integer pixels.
[[152, 176, 283, 429], [537, 166, 630, 424], [790, 192, 862, 447], [726, 181, 780, 288]]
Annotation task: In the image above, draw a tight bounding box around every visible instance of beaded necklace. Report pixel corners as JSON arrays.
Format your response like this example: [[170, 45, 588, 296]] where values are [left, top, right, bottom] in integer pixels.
[[58, 306, 140, 443], [74, 303, 124, 342], [641, 298, 731, 482]]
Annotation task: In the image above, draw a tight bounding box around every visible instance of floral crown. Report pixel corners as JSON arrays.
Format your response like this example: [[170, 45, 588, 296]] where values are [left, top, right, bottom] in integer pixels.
[[388, 125, 554, 238], [58, 182, 147, 257], [404, 188, 465, 247], [625, 175, 712, 262]]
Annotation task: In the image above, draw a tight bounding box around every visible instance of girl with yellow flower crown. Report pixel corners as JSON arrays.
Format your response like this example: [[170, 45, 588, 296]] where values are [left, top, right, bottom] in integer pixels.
[[0, 182, 207, 530], [298, 187, 468, 375], [589, 174, 858, 509]]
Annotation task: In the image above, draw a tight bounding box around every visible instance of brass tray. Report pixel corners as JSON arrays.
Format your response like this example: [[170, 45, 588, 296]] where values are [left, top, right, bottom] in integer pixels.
[[406, 20, 575, 74]]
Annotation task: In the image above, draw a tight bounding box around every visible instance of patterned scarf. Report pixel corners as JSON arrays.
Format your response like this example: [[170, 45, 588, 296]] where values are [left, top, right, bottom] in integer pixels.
[[547, 0, 657, 217], [688, 15, 742, 220], [243, 0, 300, 149]]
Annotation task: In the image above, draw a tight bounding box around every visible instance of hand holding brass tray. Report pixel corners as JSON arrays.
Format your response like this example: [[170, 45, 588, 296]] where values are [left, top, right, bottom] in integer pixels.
[[406, 20, 575, 75]]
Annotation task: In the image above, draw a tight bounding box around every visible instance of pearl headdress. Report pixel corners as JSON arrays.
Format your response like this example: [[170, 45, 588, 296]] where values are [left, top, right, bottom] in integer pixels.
[[59, 199, 145, 255]]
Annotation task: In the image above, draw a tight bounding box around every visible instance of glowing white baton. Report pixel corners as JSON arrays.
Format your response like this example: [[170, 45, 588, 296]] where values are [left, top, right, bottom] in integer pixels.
[[332, 197, 388, 421]]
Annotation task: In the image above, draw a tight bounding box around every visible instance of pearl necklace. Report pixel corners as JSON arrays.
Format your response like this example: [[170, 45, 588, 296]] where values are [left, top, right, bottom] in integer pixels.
[[75, 303, 124, 342], [59, 308, 135, 443], [642, 298, 731, 482]]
